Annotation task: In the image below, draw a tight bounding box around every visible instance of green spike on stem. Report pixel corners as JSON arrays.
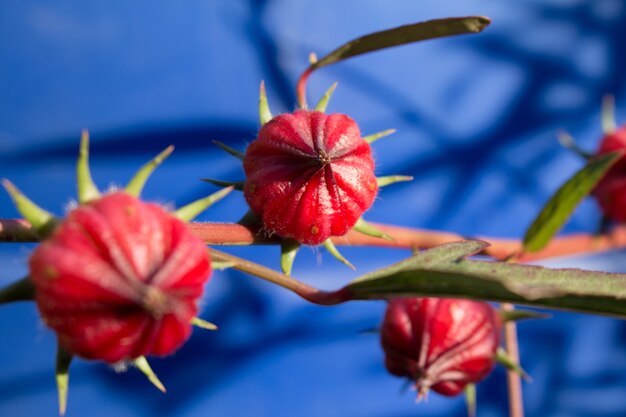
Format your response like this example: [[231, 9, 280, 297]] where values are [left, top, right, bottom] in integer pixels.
[[314, 82, 338, 112], [55, 343, 73, 416], [352, 218, 393, 241], [464, 383, 477, 417], [363, 129, 396, 144], [174, 186, 234, 222], [132, 356, 166, 393], [2, 180, 57, 237], [211, 260, 235, 270], [201, 178, 244, 191], [126, 146, 174, 197], [212, 140, 245, 160], [77, 130, 101, 203], [557, 131, 593, 160], [191, 317, 218, 330], [495, 347, 531, 381], [259, 81, 273, 126], [376, 175, 414, 188], [0, 276, 35, 305], [280, 239, 301, 276], [500, 308, 550, 323], [321, 239, 355, 270], [602, 95, 617, 134]]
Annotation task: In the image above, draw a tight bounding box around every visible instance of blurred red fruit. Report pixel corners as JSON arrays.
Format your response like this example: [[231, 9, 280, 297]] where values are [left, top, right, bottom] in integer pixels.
[[29, 191, 211, 363], [593, 126, 626, 222], [243, 110, 378, 245], [381, 297, 500, 398]]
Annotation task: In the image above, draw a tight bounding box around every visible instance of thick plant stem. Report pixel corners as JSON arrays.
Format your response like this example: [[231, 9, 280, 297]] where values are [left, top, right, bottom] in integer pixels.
[[209, 249, 352, 305], [502, 303, 524, 417], [5, 219, 626, 262]]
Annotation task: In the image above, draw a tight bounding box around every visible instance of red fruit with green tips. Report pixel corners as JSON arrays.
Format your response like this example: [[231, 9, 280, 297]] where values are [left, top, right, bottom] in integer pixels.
[[29, 191, 211, 363], [381, 297, 500, 398], [593, 125, 626, 222], [243, 109, 378, 245]]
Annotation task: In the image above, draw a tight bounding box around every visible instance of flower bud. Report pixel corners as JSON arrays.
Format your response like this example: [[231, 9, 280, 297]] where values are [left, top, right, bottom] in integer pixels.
[[593, 126, 626, 222], [243, 110, 378, 245], [29, 191, 211, 363], [381, 297, 500, 398]]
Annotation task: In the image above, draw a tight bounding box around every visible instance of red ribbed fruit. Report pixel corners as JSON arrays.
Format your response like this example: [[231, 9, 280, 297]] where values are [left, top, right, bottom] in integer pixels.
[[593, 126, 626, 222], [243, 110, 378, 245], [381, 297, 500, 398], [29, 192, 211, 363]]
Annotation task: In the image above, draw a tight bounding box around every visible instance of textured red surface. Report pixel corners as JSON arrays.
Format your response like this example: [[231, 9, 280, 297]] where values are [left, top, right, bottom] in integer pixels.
[[381, 297, 500, 397], [29, 192, 211, 363], [243, 110, 378, 245], [594, 126, 626, 222]]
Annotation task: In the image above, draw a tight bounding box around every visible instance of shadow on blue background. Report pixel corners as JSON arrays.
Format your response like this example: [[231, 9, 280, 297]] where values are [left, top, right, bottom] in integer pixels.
[[1, 1, 626, 416]]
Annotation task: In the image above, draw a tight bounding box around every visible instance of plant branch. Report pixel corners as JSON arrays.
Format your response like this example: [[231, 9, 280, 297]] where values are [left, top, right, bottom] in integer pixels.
[[502, 303, 524, 417]]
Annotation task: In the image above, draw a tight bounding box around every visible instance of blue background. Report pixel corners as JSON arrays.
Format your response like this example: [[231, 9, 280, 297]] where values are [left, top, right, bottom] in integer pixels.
[[1, 1, 626, 416]]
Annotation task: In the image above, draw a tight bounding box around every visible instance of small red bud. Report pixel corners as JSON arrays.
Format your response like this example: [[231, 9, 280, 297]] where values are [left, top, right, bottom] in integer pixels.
[[593, 126, 626, 222], [29, 192, 211, 363], [381, 297, 500, 398], [243, 110, 378, 245]]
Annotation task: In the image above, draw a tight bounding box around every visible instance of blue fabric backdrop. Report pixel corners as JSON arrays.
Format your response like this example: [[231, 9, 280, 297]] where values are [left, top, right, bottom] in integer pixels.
[[1, 1, 626, 416]]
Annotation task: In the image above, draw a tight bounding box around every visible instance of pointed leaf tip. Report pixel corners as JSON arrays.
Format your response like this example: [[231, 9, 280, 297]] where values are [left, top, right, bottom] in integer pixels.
[[280, 239, 301, 276], [322, 239, 355, 270], [77, 130, 101, 203], [363, 128, 396, 144], [174, 186, 234, 222], [133, 356, 166, 393], [212, 140, 245, 160], [2, 179, 57, 237], [200, 178, 245, 191], [126, 145, 175, 197], [376, 175, 414, 188], [191, 317, 218, 330], [496, 347, 531, 382], [353, 218, 394, 241], [259, 81, 273, 126], [314, 82, 338, 112], [55, 344, 73, 416]]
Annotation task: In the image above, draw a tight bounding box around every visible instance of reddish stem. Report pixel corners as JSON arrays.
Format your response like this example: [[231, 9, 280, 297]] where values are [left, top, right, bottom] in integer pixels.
[[296, 67, 313, 109]]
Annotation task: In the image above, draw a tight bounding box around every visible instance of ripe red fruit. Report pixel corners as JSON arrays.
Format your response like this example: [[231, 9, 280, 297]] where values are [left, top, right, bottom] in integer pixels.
[[381, 297, 500, 398], [243, 109, 378, 245], [29, 191, 211, 363], [593, 125, 626, 222]]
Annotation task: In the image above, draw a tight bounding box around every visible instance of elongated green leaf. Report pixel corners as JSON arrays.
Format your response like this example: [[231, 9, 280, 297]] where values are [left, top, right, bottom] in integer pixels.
[[308, 17, 490, 72], [346, 241, 626, 318], [126, 145, 174, 196], [56, 343, 73, 416], [523, 151, 622, 252], [212, 140, 244, 160]]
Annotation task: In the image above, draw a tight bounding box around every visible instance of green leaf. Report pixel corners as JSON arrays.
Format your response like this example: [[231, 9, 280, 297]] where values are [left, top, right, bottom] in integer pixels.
[[495, 347, 531, 381], [352, 218, 393, 241], [174, 186, 234, 222], [280, 239, 300, 276], [363, 128, 396, 144], [191, 317, 218, 330], [126, 145, 174, 197], [307, 16, 490, 72], [201, 178, 244, 191], [76, 129, 101, 203], [500, 308, 550, 323], [314, 82, 338, 112], [523, 151, 622, 252], [322, 239, 355, 270], [132, 356, 166, 393], [212, 140, 244, 160], [259, 80, 273, 126], [2, 180, 57, 237], [376, 175, 413, 188], [55, 343, 73, 416], [346, 241, 626, 318]]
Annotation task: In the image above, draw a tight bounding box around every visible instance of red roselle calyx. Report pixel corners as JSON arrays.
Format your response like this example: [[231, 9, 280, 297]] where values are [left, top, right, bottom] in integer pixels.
[[29, 191, 211, 363], [243, 109, 378, 245], [381, 297, 500, 398], [593, 125, 626, 222]]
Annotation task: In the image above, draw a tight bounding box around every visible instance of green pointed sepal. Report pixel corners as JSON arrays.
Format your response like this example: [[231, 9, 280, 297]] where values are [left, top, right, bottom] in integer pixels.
[[363, 129, 396, 144], [55, 342, 73, 416], [464, 383, 477, 417], [77, 130, 101, 204], [211, 260, 235, 271], [376, 175, 414, 188], [557, 131, 593, 160], [2, 180, 58, 238], [280, 239, 301, 276], [0, 276, 35, 305], [495, 347, 531, 381], [314, 82, 338, 113], [602, 94, 617, 134], [499, 308, 550, 323], [212, 140, 244, 160], [174, 186, 234, 222], [201, 178, 244, 191], [126, 146, 175, 197], [259, 81, 273, 126], [322, 239, 355, 270], [132, 356, 166, 393], [352, 218, 393, 241], [191, 317, 218, 330]]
